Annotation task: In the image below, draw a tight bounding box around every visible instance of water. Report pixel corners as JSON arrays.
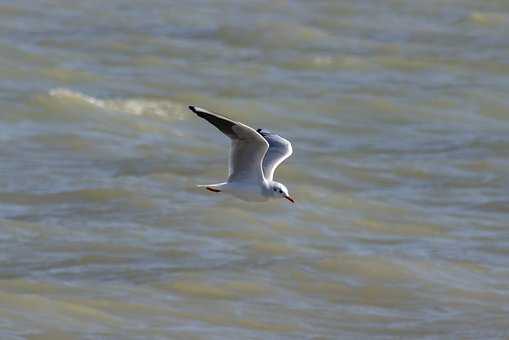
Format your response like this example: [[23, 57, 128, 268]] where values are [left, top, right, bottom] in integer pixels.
[[1, 0, 509, 338]]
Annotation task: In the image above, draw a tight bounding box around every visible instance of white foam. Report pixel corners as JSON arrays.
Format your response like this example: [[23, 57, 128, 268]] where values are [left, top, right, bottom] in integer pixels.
[[48, 88, 185, 119]]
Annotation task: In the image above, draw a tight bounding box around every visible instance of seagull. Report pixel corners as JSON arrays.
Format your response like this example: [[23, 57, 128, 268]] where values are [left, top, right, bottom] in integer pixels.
[[189, 106, 294, 203]]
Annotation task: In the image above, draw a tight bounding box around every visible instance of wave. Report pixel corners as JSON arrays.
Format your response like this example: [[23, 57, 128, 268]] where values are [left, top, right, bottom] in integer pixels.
[[48, 88, 185, 119]]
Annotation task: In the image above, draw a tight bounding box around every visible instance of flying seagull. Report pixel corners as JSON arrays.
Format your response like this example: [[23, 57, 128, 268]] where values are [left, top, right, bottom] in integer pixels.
[[189, 106, 294, 203]]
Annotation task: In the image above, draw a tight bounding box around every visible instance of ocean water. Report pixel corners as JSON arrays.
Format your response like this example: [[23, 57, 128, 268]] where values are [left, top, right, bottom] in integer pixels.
[[1, 0, 509, 339]]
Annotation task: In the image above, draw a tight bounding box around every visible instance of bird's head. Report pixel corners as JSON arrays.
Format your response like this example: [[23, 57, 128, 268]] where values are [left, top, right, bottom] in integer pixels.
[[269, 182, 294, 203]]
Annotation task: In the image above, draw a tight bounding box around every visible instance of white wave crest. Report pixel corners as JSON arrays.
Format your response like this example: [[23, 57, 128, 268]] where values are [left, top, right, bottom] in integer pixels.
[[48, 88, 185, 119]]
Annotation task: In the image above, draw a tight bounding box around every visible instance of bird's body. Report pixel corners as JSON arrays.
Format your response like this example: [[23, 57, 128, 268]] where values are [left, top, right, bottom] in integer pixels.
[[190, 106, 294, 203]]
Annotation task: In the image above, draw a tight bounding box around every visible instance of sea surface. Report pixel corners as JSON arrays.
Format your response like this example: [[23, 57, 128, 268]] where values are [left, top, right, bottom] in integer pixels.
[[1, 0, 509, 339]]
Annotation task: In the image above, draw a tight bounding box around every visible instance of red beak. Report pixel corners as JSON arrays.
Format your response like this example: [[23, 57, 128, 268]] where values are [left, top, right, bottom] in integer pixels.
[[284, 195, 295, 203]]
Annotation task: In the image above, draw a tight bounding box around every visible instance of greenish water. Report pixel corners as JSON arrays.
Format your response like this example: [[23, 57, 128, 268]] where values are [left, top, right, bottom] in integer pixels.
[[1, 1, 509, 339]]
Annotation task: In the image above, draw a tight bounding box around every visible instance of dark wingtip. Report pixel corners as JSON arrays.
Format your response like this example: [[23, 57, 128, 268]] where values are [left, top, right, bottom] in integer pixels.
[[190, 105, 237, 138], [257, 128, 271, 136]]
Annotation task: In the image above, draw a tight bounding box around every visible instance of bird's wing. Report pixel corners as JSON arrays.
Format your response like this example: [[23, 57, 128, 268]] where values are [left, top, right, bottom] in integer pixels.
[[257, 128, 293, 181], [190, 106, 269, 182]]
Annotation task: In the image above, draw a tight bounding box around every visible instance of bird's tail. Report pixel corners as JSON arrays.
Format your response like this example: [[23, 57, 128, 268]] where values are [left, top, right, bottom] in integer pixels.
[[197, 183, 226, 193]]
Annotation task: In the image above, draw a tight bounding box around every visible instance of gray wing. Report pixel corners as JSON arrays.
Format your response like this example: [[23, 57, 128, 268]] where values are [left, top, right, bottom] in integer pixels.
[[190, 106, 269, 182], [257, 129, 293, 181]]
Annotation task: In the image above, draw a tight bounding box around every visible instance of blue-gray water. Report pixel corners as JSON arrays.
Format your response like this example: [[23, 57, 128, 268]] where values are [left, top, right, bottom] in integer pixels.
[[1, 1, 509, 339]]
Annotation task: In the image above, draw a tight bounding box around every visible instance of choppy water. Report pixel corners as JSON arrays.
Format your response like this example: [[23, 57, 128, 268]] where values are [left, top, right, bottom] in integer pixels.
[[1, 0, 509, 339]]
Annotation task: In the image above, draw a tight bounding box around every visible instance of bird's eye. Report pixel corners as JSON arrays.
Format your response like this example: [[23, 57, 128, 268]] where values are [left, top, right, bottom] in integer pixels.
[[279, 190, 283, 193], [273, 188, 277, 191]]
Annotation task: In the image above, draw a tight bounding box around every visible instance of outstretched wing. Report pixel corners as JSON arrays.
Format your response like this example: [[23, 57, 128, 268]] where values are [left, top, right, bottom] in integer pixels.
[[190, 106, 269, 182], [257, 128, 293, 181]]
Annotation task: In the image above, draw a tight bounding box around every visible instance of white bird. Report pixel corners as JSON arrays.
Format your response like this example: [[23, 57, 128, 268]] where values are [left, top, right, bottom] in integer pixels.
[[190, 106, 294, 203]]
